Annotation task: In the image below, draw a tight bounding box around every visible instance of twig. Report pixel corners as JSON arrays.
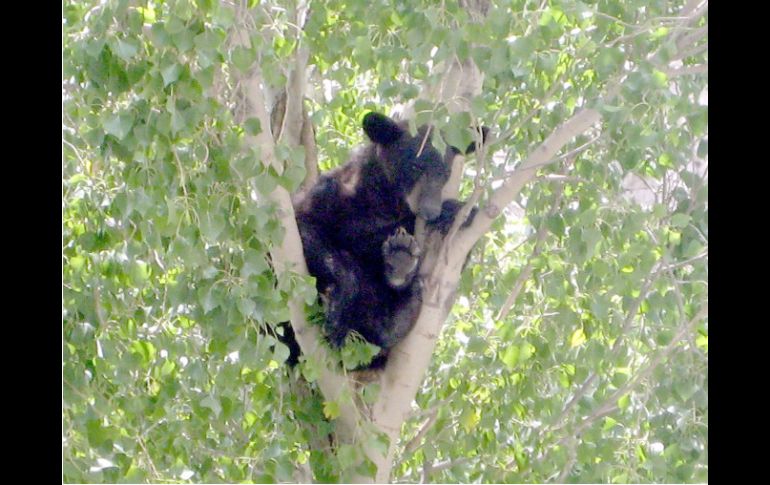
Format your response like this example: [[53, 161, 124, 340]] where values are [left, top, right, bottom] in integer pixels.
[[676, 25, 708, 51], [664, 64, 708, 77], [671, 42, 708, 62], [403, 409, 439, 455]]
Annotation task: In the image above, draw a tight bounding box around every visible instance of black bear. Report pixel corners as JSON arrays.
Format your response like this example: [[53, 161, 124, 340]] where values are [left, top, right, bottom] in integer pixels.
[[283, 112, 482, 369]]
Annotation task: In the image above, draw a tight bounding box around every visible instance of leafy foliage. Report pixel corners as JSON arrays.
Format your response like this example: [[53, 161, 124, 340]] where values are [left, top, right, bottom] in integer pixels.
[[63, 0, 707, 482]]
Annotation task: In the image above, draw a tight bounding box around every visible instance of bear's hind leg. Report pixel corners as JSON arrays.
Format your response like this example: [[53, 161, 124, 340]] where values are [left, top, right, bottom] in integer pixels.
[[379, 278, 423, 350], [299, 223, 366, 347]]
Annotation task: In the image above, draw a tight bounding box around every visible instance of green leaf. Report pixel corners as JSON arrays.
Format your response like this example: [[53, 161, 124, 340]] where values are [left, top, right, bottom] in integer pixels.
[[172, 28, 195, 53], [200, 212, 226, 240], [130, 260, 150, 284], [337, 444, 360, 470], [460, 407, 480, 433], [365, 432, 389, 458], [670, 213, 691, 228], [651, 26, 669, 39], [570, 327, 587, 348], [341, 337, 380, 370], [697, 139, 708, 158], [582, 227, 602, 258], [501, 345, 520, 370], [241, 249, 268, 278], [696, 333, 708, 351], [279, 162, 307, 192], [69, 255, 86, 271], [149, 22, 171, 47], [237, 298, 256, 318], [602, 417, 618, 431], [232, 46, 255, 72], [115, 39, 139, 60], [323, 400, 340, 420], [200, 395, 222, 418], [160, 359, 176, 377], [161, 63, 182, 86], [519, 342, 535, 362], [272, 341, 290, 363], [467, 336, 487, 354], [103, 113, 134, 140], [244, 117, 262, 136], [130, 340, 156, 366], [136, 6, 157, 23], [651, 69, 668, 88], [254, 166, 279, 195], [199, 286, 219, 314], [596, 47, 624, 78], [510, 36, 534, 58]]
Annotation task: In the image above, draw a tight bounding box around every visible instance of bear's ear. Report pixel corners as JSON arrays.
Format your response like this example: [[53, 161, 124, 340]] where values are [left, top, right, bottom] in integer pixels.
[[363, 112, 404, 145]]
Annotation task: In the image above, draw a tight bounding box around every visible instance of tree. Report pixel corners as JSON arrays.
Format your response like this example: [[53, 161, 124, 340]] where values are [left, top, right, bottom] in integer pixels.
[[63, 0, 708, 482]]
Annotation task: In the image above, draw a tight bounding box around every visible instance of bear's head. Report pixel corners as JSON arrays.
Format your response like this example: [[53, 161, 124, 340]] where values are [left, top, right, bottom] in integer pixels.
[[362, 112, 450, 221]]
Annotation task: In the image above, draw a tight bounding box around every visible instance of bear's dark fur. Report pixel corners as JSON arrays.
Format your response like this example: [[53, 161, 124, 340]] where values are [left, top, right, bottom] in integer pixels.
[[283, 112, 482, 369]]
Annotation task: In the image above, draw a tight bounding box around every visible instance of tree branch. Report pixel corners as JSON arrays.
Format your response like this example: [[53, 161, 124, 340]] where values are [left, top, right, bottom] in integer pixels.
[[676, 25, 708, 51], [268, 0, 318, 193], [456, 108, 601, 257], [299, 107, 319, 192], [664, 64, 708, 77], [229, 9, 361, 442], [671, 42, 708, 62], [275, 48, 308, 146], [403, 409, 439, 456], [418, 456, 472, 483]]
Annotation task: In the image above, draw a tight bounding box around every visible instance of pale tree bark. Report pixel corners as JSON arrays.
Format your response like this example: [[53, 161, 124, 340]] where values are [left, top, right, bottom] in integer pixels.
[[269, 43, 319, 194]]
